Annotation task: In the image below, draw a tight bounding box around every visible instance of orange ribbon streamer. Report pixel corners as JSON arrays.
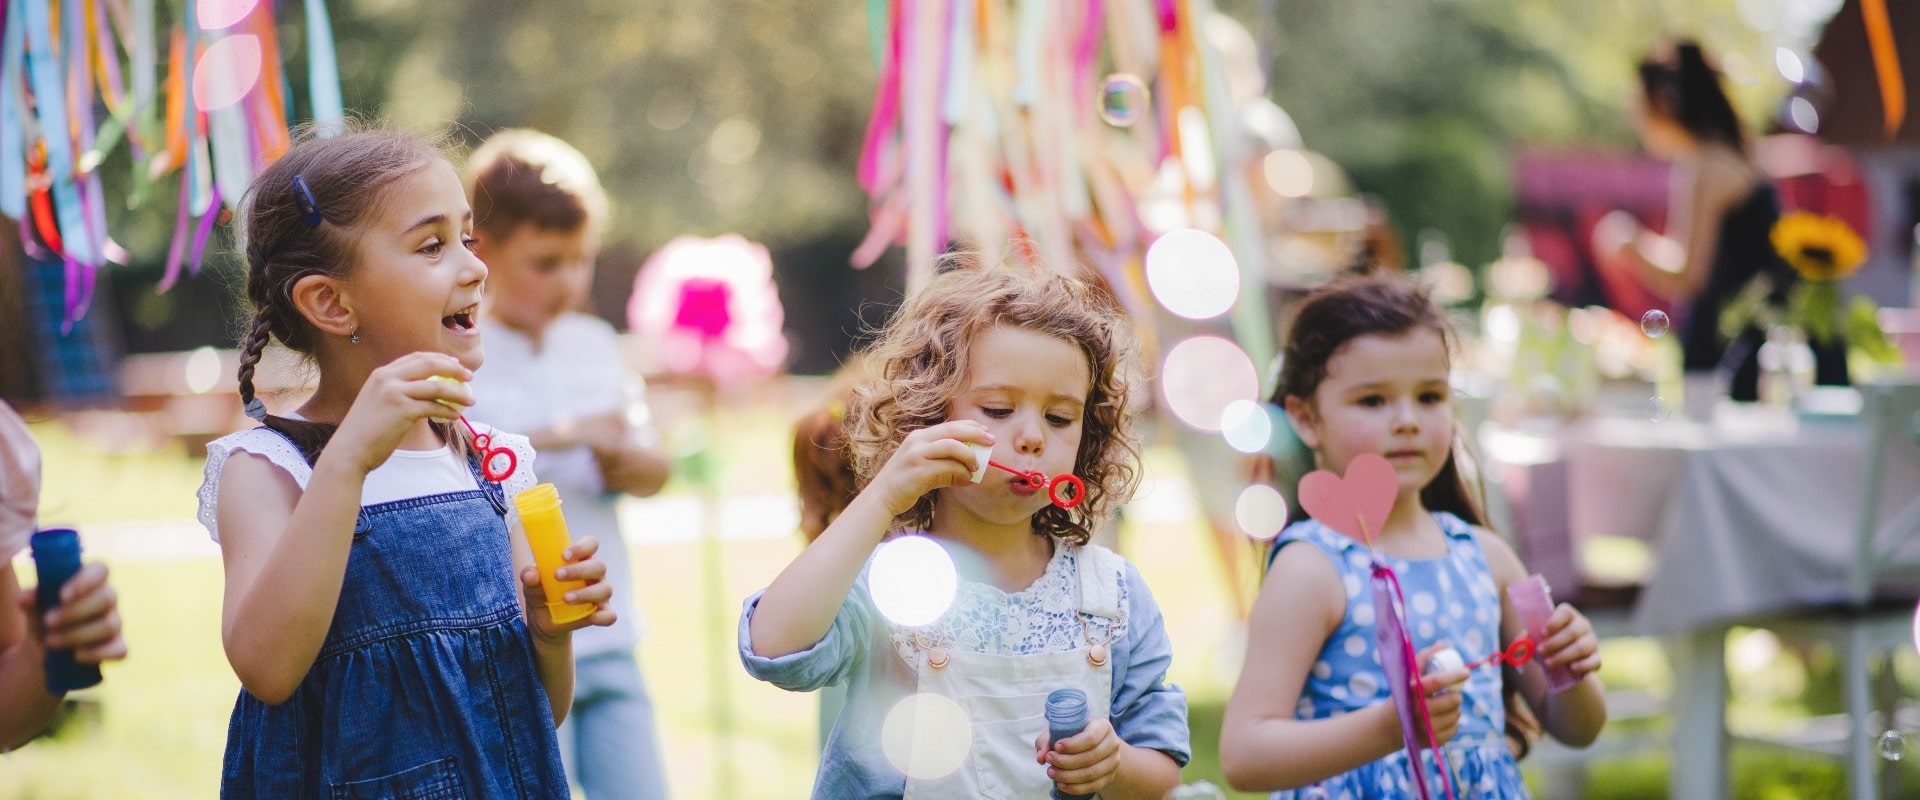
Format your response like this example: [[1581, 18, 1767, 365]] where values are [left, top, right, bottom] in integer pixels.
[[1862, 0, 1906, 137]]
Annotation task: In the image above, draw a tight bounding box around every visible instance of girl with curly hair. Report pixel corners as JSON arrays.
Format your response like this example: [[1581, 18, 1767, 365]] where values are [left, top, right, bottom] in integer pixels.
[[741, 261, 1189, 800]]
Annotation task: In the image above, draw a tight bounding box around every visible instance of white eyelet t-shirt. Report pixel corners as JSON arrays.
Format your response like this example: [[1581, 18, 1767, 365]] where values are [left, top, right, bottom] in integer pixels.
[[196, 417, 538, 543]]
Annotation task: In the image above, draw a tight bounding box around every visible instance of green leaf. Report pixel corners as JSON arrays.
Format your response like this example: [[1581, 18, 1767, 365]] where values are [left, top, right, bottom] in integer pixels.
[[1719, 275, 1775, 339], [1797, 281, 1842, 344], [1845, 297, 1903, 363]]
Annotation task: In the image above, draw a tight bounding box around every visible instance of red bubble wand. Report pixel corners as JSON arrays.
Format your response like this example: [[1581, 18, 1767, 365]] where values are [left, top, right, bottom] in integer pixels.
[[455, 415, 517, 483], [986, 460, 1086, 509]]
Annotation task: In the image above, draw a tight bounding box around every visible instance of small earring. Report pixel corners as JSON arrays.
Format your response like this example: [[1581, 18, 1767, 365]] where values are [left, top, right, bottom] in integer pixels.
[[350, 330, 360, 344]]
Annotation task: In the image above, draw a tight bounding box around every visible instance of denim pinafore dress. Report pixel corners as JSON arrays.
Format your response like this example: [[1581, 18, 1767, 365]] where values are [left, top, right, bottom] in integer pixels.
[[220, 431, 568, 799]]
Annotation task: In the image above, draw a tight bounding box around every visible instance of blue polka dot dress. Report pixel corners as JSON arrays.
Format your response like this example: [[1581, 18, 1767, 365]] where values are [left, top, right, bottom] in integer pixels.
[[1262, 512, 1531, 799]]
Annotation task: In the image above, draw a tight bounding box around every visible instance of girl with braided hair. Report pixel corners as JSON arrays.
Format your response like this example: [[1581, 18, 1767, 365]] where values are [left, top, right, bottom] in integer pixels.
[[194, 124, 615, 798]]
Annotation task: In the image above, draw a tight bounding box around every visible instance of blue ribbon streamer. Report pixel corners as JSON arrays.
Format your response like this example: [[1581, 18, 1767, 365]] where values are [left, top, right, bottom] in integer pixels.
[[304, 0, 342, 125], [0, 0, 25, 220]]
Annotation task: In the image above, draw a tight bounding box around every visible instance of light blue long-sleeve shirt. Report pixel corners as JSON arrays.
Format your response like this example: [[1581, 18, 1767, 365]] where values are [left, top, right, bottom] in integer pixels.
[[738, 544, 1191, 800]]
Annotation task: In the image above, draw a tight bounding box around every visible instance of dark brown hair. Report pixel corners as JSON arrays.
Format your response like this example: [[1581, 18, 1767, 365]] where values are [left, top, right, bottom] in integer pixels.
[[1276, 274, 1544, 753], [794, 354, 876, 542], [846, 259, 1142, 545], [465, 129, 608, 241], [234, 122, 460, 462], [1274, 273, 1488, 529], [1638, 40, 1746, 154]]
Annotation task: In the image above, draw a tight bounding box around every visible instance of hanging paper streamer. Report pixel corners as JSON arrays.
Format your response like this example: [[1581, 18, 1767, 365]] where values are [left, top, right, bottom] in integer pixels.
[[1861, 0, 1906, 138], [0, 0, 344, 327], [855, 0, 1273, 367], [1299, 453, 1460, 800], [303, 0, 344, 126]]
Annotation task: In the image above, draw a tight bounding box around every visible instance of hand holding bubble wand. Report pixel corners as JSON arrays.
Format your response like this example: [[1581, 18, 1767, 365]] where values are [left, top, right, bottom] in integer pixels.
[[428, 376, 517, 483], [1297, 453, 1459, 800], [428, 378, 591, 624]]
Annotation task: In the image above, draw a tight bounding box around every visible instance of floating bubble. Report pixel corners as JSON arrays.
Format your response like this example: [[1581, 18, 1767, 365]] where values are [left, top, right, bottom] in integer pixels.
[[1641, 309, 1670, 339], [1099, 73, 1149, 128], [197, 0, 261, 29], [1161, 336, 1259, 433], [1776, 47, 1806, 84], [1647, 397, 1671, 423], [868, 536, 958, 628], [1220, 400, 1272, 454], [1912, 597, 1920, 659], [880, 693, 972, 780], [1263, 150, 1315, 198], [184, 346, 222, 395], [1881, 730, 1907, 762], [1788, 96, 1820, 134], [193, 34, 262, 111], [1234, 484, 1290, 540], [1146, 229, 1240, 320]]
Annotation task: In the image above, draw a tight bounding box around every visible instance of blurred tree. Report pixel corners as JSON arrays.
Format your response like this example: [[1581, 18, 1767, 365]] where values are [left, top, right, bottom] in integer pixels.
[[342, 0, 877, 247]]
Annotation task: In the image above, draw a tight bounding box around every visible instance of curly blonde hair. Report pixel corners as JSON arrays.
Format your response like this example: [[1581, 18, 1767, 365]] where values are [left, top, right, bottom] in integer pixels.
[[846, 261, 1143, 544]]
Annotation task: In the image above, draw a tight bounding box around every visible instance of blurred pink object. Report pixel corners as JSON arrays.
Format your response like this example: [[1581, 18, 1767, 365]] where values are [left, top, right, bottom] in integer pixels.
[[628, 234, 788, 385], [1508, 574, 1581, 693], [0, 401, 43, 559], [1881, 308, 1920, 372]]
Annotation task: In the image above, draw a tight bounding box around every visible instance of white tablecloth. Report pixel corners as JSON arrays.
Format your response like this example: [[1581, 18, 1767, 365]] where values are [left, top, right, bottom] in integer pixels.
[[1490, 411, 1920, 635]]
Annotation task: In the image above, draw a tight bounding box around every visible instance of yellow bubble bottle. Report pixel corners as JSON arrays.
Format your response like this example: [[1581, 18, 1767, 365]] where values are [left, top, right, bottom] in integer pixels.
[[513, 484, 594, 625]]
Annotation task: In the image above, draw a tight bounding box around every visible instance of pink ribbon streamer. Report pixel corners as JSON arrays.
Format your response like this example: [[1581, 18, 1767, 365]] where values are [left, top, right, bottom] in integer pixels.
[[856, 0, 902, 195]]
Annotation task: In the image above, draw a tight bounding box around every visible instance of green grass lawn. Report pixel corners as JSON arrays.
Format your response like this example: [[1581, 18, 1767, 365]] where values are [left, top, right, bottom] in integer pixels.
[[0, 402, 1903, 798]]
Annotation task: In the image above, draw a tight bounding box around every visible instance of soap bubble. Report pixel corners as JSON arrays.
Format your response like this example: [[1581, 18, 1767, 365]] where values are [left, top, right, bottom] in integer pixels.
[[880, 693, 972, 779], [1220, 400, 1273, 454], [1641, 309, 1671, 339], [1647, 396, 1671, 423], [1880, 730, 1906, 762], [1099, 73, 1149, 127], [1146, 228, 1240, 320], [1234, 484, 1290, 541], [868, 536, 958, 627], [1161, 336, 1259, 432]]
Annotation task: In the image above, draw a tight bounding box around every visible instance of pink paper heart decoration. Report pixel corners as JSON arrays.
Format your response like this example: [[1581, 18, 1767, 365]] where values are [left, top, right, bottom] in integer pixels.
[[1298, 452, 1397, 542]]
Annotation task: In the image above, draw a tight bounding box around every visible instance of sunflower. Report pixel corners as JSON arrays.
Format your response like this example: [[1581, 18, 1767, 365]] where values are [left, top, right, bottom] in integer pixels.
[[1771, 212, 1867, 282]]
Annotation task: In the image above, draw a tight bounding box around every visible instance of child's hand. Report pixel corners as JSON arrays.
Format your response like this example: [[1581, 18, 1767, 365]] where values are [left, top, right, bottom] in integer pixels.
[[333, 353, 475, 474], [532, 412, 626, 454], [1590, 210, 1640, 264], [1412, 642, 1469, 748], [520, 536, 617, 644], [21, 562, 128, 665], [1538, 603, 1602, 678], [867, 421, 995, 517], [1032, 717, 1124, 796]]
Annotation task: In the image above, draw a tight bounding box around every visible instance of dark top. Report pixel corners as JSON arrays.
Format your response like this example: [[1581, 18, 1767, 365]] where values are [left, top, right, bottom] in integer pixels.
[[1681, 183, 1795, 372]]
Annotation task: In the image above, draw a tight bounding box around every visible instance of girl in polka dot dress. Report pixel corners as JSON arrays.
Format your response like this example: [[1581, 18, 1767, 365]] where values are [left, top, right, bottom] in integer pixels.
[[1218, 275, 1608, 798]]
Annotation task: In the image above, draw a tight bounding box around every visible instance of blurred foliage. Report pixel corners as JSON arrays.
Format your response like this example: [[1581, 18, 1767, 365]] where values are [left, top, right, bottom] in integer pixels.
[[339, 0, 876, 247]]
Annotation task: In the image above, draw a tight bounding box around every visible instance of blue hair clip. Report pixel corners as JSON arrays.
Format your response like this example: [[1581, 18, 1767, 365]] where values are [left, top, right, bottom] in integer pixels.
[[292, 175, 323, 228]]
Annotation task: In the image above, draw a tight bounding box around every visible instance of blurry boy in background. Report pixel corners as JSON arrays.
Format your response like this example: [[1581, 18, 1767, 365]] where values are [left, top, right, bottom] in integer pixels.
[[465, 130, 672, 800]]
